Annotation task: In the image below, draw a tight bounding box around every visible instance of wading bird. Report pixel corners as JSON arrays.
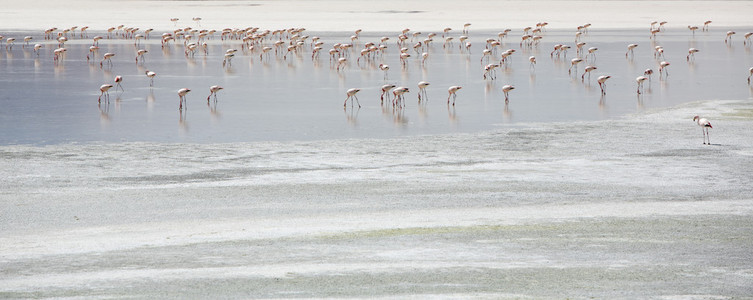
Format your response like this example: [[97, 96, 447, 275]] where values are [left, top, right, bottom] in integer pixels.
[[100, 52, 115, 68], [418, 81, 430, 102], [344, 88, 361, 108], [447, 86, 462, 105], [380, 84, 396, 104], [207, 85, 223, 102], [597, 75, 611, 95], [145, 70, 156, 87], [636, 76, 648, 94], [687, 48, 699, 61], [693, 116, 712, 145], [98, 84, 113, 103], [114, 76, 124, 92], [502, 85, 515, 103], [178, 88, 191, 110], [626, 43, 638, 58]]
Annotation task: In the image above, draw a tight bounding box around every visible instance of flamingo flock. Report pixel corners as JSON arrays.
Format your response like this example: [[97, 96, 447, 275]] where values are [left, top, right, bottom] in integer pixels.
[[0, 18, 747, 145]]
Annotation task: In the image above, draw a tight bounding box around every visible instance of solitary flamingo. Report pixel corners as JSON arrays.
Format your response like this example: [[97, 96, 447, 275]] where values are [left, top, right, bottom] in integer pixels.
[[114, 76, 124, 92], [145, 70, 156, 87], [344, 88, 361, 108], [687, 48, 699, 61], [417, 81, 430, 102], [178, 88, 191, 110], [502, 85, 515, 103], [207, 85, 223, 102], [636, 76, 648, 94], [626, 43, 638, 58], [447, 86, 462, 105], [693, 116, 712, 145], [597, 75, 611, 95], [98, 84, 113, 103]]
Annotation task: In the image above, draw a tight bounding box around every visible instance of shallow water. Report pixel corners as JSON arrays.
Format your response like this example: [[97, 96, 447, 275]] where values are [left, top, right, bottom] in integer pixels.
[[1, 26, 752, 144]]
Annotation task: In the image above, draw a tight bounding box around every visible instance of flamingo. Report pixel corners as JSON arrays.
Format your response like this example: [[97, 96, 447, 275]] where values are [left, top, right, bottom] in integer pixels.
[[380, 84, 396, 104], [33, 44, 43, 56], [659, 61, 670, 78], [222, 53, 234, 67], [344, 88, 361, 108], [582, 66, 597, 82], [644, 69, 654, 82], [392, 86, 410, 108], [597, 75, 611, 95], [379, 64, 390, 80], [207, 85, 223, 102], [636, 76, 648, 94], [178, 88, 191, 110], [100, 52, 115, 68], [688, 25, 699, 36], [337, 57, 348, 71], [23, 36, 32, 48], [569, 58, 583, 75], [53, 48, 67, 62], [587, 47, 598, 61], [725, 31, 736, 44], [421, 52, 429, 64], [447, 86, 462, 105], [193, 17, 202, 27], [693, 116, 712, 145], [98, 84, 113, 103], [136, 49, 148, 64], [463, 23, 471, 34], [5, 38, 16, 50], [744, 32, 752, 45], [626, 44, 638, 58], [687, 48, 699, 61], [400, 52, 410, 67], [483, 63, 498, 80], [114, 76, 124, 92], [502, 85, 515, 103], [529, 56, 536, 69], [171, 18, 179, 26], [481, 48, 494, 64], [145, 70, 156, 87], [417, 81, 430, 102], [703, 20, 712, 31]]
